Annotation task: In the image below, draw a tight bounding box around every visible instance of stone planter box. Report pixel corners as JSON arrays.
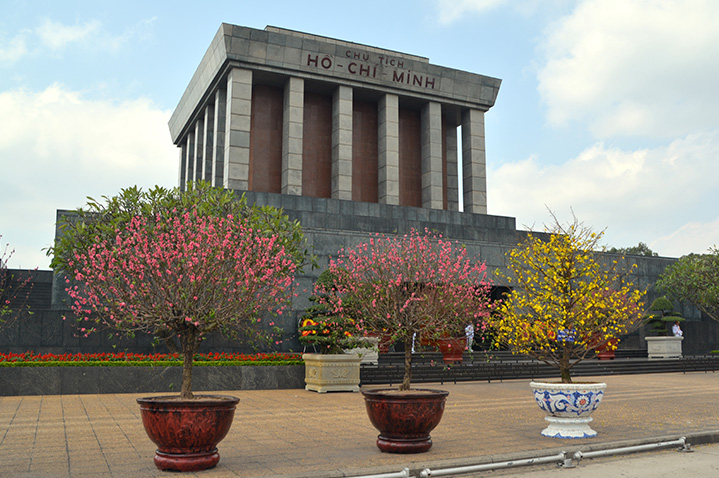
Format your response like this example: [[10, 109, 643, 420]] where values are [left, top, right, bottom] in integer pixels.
[[0, 365, 304, 396], [646, 336, 684, 359], [303, 353, 361, 393]]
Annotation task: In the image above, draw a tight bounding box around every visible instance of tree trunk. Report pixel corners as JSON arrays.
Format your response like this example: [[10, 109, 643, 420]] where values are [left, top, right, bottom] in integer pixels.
[[180, 329, 200, 399], [560, 346, 572, 383], [401, 336, 413, 391]]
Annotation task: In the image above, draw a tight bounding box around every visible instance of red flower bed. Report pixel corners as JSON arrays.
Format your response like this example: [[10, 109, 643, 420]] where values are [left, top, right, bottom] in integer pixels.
[[0, 351, 302, 364]]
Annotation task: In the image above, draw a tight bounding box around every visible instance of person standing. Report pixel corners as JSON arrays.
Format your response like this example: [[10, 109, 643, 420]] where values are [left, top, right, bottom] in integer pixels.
[[465, 324, 475, 350], [672, 321, 683, 337]]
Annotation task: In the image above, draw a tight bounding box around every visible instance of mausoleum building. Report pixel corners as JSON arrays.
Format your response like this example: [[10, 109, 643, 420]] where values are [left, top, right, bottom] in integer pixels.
[[163, 24, 683, 352], [169, 24, 501, 213], [13, 23, 693, 359]]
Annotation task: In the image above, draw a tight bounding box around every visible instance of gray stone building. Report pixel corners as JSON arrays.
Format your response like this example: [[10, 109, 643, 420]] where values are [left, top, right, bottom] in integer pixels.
[[165, 24, 705, 353], [166, 24, 512, 349], [5, 23, 715, 357], [168, 24, 500, 214]]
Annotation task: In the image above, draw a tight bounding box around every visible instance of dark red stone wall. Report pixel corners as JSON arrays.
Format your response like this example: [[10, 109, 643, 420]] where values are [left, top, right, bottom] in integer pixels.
[[399, 108, 422, 207], [249, 85, 283, 193], [352, 100, 379, 203], [302, 92, 332, 198]]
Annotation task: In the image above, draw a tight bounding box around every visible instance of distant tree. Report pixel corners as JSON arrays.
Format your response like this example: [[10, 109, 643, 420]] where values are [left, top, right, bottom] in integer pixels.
[[607, 242, 658, 257], [0, 236, 34, 327], [298, 269, 370, 354], [644, 296, 684, 336], [656, 247, 719, 322]]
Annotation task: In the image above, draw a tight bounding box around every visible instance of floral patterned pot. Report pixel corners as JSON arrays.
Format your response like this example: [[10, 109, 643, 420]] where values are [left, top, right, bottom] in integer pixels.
[[137, 395, 239, 471], [362, 388, 449, 453], [529, 381, 606, 438]]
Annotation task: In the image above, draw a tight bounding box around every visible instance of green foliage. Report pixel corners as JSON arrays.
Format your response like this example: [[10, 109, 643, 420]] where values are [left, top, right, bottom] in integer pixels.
[[656, 247, 719, 322], [1, 237, 34, 327], [48, 181, 314, 275], [607, 242, 658, 257], [644, 296, 684, 336], [649, 296, 674, 312], [298, 269, 369, 354]]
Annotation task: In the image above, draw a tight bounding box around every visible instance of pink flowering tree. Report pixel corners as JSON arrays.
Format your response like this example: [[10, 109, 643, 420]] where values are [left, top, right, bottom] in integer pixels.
[[321, 229, 494, 390], [49, 182, 307, 398]]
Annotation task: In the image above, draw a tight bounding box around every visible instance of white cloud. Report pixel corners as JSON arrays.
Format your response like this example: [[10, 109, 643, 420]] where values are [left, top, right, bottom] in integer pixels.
[[36, 19, 101, 51], [0, 85, 177, 269], [538, 0, 719, 139], [0, 17, 156, 65], [488, 130, 719, 256], [0, 31, 28, 64], [651, 220, 719, 258]]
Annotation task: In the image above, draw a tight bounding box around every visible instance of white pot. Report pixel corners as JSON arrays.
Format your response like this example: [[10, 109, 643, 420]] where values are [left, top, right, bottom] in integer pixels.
[[529, 381, 607, 438], [302, 353, 362, 393], [344, 337, 380, 364]]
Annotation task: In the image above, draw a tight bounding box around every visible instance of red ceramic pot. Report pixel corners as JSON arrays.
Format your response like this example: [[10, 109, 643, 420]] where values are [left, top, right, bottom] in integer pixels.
[[436, 337, 466, 363], [136, 395, 239, 472], [361, 388, 449, 453], [593, 335, 619, 360]]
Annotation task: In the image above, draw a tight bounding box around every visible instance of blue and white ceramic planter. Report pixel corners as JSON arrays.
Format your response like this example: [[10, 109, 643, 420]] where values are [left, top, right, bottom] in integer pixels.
[[529, 381, 607, 438]]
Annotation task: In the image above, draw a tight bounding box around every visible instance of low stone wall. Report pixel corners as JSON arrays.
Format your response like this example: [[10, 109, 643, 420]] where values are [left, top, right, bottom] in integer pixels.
[[0, 364, 304, 396]]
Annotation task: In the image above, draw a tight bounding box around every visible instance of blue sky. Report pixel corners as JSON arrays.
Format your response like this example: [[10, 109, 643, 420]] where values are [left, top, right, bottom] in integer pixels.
[[1, 0, 718, 269]]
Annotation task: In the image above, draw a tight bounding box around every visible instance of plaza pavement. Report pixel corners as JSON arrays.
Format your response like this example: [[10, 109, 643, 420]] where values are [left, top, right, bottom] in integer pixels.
[[1, 372, 719, 478]]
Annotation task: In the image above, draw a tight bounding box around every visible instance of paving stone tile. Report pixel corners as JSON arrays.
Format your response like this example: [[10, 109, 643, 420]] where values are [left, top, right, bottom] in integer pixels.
[[2, 374, 719, 476]]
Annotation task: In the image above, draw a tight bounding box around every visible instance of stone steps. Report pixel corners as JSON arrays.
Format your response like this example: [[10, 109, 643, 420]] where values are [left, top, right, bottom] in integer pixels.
[[359, 351, 719, 386]]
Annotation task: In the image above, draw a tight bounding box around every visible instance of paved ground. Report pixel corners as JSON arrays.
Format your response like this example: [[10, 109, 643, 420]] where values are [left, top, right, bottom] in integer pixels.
[[1, 372, 719, 477]]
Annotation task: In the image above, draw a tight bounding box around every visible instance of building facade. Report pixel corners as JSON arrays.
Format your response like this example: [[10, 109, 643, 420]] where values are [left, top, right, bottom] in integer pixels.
[[10, 24, 709, 358], [169, 24, 501, 214]]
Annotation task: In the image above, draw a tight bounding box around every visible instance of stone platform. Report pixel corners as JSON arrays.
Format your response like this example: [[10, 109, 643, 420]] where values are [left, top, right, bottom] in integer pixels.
[[2, 372, 719, 477]]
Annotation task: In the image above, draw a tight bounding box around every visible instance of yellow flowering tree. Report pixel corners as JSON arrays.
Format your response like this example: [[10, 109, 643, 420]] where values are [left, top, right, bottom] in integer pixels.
[[490, 216, 645, 383]]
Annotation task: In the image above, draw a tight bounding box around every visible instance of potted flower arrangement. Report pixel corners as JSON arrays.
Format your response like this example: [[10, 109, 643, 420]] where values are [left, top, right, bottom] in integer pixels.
[[644, 296, 685, 359], [298, 269, 371, 393], [487, 215, 644, 438], [49, 181, 307, 471], [320, 228, 493, 453]]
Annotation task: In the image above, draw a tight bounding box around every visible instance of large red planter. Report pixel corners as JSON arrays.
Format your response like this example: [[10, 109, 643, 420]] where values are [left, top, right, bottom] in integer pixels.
[[436, 337, 466, 363], [137, 395, 239, 472], [592, 335, 619, 360], [361, 388, 449, 453]]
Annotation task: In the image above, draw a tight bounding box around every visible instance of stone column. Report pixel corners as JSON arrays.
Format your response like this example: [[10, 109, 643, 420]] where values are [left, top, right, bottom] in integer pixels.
[[282, 77, 304, 195], [178, 143, 187, 191], [193, 118, 204, 183], [201, 103, 214, 182], [332, 85, 353, 200], [445, 123, 459, 211], [421, 101, 443, 209], [212, 88, 226, 187], [461, 109, 487, 214], [223, 68, 252, 190], [378, 94, 400, 205], [184, 132, 195, 185]]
